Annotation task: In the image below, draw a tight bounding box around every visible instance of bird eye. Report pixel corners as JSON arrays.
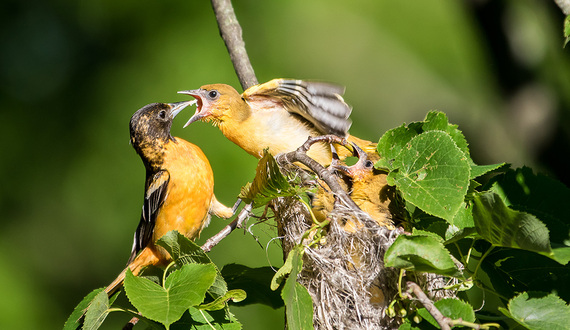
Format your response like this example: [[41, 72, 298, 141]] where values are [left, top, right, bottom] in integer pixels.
[[207, 90, 219, 99], [158, 110, 167, 120], [365, 160, 374, 169]]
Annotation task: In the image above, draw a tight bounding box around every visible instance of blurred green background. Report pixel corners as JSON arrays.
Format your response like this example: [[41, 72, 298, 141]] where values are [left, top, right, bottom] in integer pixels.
[[0, 0, 568, 329]]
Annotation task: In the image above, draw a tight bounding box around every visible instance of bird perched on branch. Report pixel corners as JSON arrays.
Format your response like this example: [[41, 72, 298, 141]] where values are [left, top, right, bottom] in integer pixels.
[[103, 101, 234, 297], [178, 79, 377, 165]]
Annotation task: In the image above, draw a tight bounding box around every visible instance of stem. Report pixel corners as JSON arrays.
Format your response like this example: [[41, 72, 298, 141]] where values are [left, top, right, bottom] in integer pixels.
[[473, 245, 494, 278], [201, 203, 253, 252], [407, 281, 451, 330], [210, 0, 258, 89]]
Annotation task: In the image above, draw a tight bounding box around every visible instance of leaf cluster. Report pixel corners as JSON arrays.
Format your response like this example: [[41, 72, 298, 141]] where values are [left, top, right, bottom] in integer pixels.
[[378, 111, 570, 329], [65, 231, 246, 330]]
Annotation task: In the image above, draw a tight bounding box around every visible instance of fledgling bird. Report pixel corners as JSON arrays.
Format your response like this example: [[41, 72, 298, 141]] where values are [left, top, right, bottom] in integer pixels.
[[178, 79, 377, 165], [332, 144, 397, 230], [103, 101, 234, 296]]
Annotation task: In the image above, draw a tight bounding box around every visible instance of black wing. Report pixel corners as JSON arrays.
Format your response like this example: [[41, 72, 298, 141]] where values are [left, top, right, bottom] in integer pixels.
[[127, 170, 170, 264]]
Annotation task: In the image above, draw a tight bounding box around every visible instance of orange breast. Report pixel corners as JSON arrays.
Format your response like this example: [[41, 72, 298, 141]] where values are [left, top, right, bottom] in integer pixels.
[[151, 138, 215, 245]]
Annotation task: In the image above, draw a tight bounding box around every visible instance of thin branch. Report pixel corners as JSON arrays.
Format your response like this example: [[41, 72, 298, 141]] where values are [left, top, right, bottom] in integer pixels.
[[210, 0, 258, 90], [406, 281, 451, 330], [201, 203, 253, 252]]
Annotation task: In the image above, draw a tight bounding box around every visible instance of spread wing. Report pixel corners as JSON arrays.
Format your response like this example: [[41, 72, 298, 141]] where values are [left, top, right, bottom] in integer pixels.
[[243, 79, 352, 137], [127, 170, 170, 264]]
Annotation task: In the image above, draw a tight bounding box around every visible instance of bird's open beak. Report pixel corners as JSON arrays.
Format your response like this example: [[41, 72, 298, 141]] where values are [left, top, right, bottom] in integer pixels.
[[169, 100, 197, 119], [331, 143, 371, 177], [178, 89, 206, 128]]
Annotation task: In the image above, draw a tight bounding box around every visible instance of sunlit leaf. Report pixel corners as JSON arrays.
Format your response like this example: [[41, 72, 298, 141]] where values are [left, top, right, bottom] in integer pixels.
[[388, 131, 470, 221], [239, 150, 304, 208], [124, 264, 216, 328], [63, 288, 104, 330], [499, 292, 570, 330], [82, 290, 110, 330], [281, 247, 314, 330], [385, 234, 462, 277], [157, 230, 228, 298]]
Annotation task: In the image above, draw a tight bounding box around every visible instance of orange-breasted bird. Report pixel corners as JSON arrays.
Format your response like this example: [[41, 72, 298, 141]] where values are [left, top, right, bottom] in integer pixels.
[[331, 144, 397, 230], [103, 101, 233, 296], [178, 79, 377, 165]]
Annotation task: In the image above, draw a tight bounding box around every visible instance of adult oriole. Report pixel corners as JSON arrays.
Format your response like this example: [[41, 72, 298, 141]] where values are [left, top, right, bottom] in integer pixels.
[[104, 101, 233, 296], [178, 79, 377, 165]]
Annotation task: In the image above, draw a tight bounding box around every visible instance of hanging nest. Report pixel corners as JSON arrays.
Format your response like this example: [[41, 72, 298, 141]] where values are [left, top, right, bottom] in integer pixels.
[[268, 137, 459, 330]]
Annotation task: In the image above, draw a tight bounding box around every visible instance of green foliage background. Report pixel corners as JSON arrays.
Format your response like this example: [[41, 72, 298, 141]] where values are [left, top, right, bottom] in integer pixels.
[[0, 0, 568, 329]]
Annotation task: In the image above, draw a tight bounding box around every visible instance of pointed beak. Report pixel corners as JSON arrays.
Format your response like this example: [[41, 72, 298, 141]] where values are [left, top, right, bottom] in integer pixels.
[[168, 100, 197, 119], [178, 89, 205, 128]]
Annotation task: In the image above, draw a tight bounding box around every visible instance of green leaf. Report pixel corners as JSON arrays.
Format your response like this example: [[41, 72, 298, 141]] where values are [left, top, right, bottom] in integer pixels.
[[475, 245, 570, 302], [198, 289, 247, 311], [388, 130, 471, 221], [239, 150, 303, 208], [83, 290, 110, 330], [183, 307, 243, 330], [384, 234, 462, 277], [157, 230, 228, 298], [563, 15, 570, 47], [63, 288, 105, 330], [221, 264, 284, 308], [376, 122, 422, 169], [470, 163, 508, 179], [499, 292, 570, 330], [487, 167, 570, 263], [124, 264, 217, 328], [417, 298, 475, 328], [270, 247, 296, 291], [281, 247, 314, 330], [472, 191, 559, 262], [422, 111, 470, 159], [448, 201, 474, 229]]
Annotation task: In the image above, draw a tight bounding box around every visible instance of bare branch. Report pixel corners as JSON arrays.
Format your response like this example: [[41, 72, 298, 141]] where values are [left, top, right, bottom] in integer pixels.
[[406, 281, 451, 330], [201, 203, 253, 252], [210, 0, 258, 89]]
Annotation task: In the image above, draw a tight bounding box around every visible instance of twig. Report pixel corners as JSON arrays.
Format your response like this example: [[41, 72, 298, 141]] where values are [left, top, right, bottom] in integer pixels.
[[201, 203, 253, 252], [406, 281, 451, 330], [210, 0, 258, 90], [275, 135, 368, 218]]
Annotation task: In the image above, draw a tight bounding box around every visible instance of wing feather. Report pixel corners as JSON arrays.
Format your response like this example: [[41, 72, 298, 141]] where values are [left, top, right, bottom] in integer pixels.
[[244, 79, 352, 137], [127, 170, 170, 264]]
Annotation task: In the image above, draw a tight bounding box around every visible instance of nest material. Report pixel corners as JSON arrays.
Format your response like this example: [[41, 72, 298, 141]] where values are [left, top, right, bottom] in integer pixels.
[[274, 197, 400, 329], [268, 143, 459, 329], [272, 191, 458, 329]]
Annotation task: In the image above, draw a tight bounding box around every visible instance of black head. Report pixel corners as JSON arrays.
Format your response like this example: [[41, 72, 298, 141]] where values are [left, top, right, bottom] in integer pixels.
[[129, 101, 191, 146]]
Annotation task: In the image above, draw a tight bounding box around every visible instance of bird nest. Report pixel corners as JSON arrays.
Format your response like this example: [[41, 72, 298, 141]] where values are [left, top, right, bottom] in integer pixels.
[[268, 137, 459, 330]]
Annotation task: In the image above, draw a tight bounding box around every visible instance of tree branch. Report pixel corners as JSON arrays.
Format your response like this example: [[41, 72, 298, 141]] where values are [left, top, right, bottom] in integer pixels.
[[201, 203, 253, 252], [210, 0, 258, 90], [406, 281, 451, 330]]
